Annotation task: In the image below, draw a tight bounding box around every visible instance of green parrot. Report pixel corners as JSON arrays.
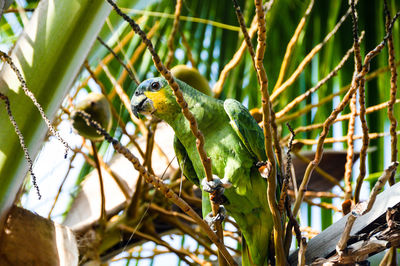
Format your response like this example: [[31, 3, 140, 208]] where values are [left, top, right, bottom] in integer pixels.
[[131, 77, 273, 265]]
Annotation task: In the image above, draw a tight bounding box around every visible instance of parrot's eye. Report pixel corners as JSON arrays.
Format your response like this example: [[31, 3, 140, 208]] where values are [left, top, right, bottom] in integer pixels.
[[150, 81, 161, 91]]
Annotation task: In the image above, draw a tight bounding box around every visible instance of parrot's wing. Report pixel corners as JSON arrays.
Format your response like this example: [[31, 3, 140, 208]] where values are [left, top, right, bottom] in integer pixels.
[[224, 99, 267, 162], [173, 135, 200, 186], [174, 136, 212, 217]]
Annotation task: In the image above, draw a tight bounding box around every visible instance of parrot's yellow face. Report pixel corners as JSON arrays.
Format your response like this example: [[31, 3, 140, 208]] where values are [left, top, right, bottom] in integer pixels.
[[131, 77, 180, 119]]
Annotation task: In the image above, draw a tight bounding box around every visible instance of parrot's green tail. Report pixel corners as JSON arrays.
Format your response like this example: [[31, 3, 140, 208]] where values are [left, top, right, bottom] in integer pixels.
[[239, 209, 273, 266], [242, 238, 255, 266]]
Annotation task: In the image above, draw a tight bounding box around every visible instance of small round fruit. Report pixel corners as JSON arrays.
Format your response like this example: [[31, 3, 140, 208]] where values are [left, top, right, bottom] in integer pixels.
[[171, 65, 212, 96], [71, 92, 112, 141]]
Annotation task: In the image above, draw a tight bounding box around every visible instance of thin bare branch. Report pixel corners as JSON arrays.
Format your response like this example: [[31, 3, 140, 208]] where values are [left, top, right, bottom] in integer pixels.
[[179, 31, 197, 67], [119, 224, 197, 265], [384, 0, 398, 186], [213, 17, 258, 98], [280, 99, 400, 145], [91, 141, 106, 227], [0, 93, 41, 199], [304, 198, 342, 213], [165, 0, 182, 68], [276, 40, 357, 118], [351, 0, 370, 204], [279, 124, 295, 213], [276, 59, 400, 125], [232, 0, 256, 68], [344, 92, 357, 201], [345, 0, 364, 203], [292, 130, 400, 145], [48, 153, 77, 218], [364, 162, 398, 214], [287, 190, 342, 199], [298, 238, 307, 266], [254, 0, 285, 264], [273, 0, 314, 91], [96, 37, 139, 84], [271, 2, 355, 102]]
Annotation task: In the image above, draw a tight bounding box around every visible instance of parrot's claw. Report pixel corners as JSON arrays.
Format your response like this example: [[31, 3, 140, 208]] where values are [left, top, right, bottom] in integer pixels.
[[201, 175, 232, 204], [205, 206, 227, 231], [201, 175, 232, 193]]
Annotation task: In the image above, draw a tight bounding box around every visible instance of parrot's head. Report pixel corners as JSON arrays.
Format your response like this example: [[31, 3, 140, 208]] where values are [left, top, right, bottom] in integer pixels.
[[131, 77, 182, 120]]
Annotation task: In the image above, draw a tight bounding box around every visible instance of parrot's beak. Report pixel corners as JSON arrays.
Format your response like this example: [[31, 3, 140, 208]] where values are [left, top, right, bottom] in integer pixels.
[[132, 104, 140, 119], [131, 93, 155, 118]]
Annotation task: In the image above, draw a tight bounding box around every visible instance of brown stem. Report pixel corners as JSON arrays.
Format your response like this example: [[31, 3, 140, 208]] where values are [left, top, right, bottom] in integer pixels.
[[271, 2, 355, 102], [273, 0, 314, 91], [96, 37, 138, 84], [165, 0, 182, 68], [384, 0, 398, 186], [254, 0, 285, 264], [91, 140, 107, 227]]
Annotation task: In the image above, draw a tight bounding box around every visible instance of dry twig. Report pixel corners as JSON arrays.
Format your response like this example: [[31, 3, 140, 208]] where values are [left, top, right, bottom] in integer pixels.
[[275, 59, 400, 125], [276, 41, 357, 118], [91, 141, 107, 227], [0, 93, 41, 199], [287, 190, 342, 199], [119, 224, 197, 265], [298, 238, 307, 266], [179, 31, 197, 67], [96, 37, 138, 84], [273, 0, 314, 91], [344, 92, 357, 202], [231, 0, 256, 69], [254, 0, 285, 263], [304, 198, 342, 213], [351, 0, 369, 204], [280, 99, 400, 145], [278, 123, 295, 213], [384, 0, 398, 186], [292, 130, 400, 146], [212, 17, 258, 98], [270, 2, 355, 102], [165, 0, 182, 68]]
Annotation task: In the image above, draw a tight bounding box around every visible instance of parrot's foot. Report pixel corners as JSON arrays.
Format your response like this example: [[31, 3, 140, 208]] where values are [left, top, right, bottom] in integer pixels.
[[201, 175, 232, 204], [202, 175, 232, 193], [205, 206, 227, 231], [256, 160, 272, 179]]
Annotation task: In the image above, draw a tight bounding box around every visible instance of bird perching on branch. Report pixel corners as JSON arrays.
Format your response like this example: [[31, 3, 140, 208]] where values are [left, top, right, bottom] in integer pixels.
[[131, 69, 274, 265]]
